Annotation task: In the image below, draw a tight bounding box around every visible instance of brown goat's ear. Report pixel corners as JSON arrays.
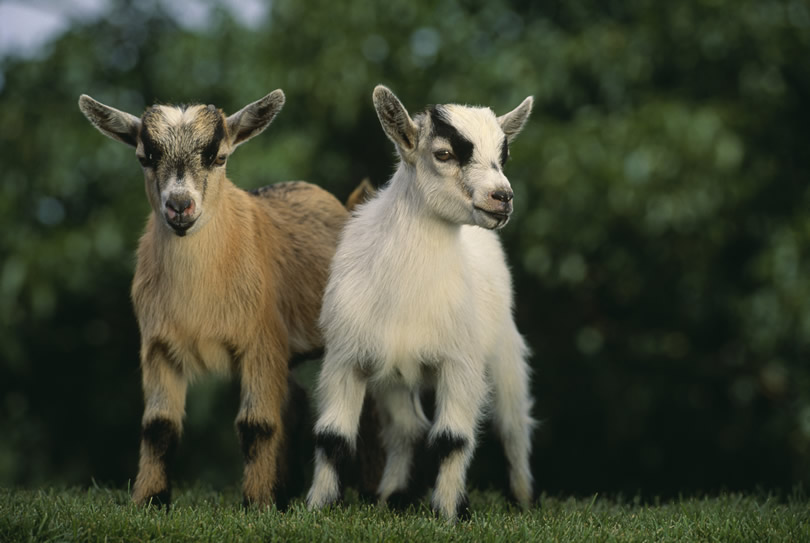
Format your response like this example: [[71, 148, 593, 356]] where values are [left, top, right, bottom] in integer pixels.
[[373, 85, 419, 162], [497, 96, 533, 144], [78, 94, 141, 147], [226, 89, 285, 148]]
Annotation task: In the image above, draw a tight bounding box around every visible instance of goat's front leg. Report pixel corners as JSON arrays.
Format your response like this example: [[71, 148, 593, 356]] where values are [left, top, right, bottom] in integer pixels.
[[236, 338, 289, 508], [429, 358, 487, 521], [307, 356, 367, 509], [132, 340, 187, 507]]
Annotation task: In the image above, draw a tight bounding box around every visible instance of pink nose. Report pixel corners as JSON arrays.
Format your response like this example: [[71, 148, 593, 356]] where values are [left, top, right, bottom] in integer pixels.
[[166, 198, 195, 220]]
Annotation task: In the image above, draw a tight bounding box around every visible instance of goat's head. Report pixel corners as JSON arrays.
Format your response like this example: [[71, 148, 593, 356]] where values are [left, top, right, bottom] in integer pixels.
[[373, 85, 532, 230], [78, 91, 285, 237]]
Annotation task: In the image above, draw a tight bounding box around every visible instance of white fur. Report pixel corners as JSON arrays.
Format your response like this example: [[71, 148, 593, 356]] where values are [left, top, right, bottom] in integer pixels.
[[308, 87, 536, 521]]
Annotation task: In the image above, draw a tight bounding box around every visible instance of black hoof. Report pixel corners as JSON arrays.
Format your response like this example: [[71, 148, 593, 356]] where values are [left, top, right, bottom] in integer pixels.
[[387, 489, 423, 512], [143, 489, 171, 510]]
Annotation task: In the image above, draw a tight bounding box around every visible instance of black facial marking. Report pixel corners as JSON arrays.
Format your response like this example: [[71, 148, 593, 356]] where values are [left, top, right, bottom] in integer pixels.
[[201, 116, 225, 169], [139, 122, 163, 168], [315, 431, 353, 468], [500, 137, 509, 167], [236, 420, 276, 464], [142, 418, 179, 462], [430, 107, 474, 167], [429, 431, 468, 464]]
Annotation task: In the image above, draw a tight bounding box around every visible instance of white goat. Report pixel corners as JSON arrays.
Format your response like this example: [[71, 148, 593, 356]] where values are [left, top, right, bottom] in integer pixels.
[[78, 91, 362, 509], [307, 85, 536, 521]]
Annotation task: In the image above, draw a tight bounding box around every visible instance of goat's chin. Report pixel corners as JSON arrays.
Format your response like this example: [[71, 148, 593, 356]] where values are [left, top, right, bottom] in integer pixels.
[[164, 215, 200, 237], [472, 207, 510, 230]]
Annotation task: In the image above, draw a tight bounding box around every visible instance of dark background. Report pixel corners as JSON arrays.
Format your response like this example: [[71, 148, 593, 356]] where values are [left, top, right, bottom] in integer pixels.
[[1, 0, 808, 499]]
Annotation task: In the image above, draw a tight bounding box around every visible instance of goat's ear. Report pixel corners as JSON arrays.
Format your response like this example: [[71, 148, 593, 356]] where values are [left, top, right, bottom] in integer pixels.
[[78, 94, 141, 148], [226, 89, 285, 148], [373, 85, 418, 160], [497, 96, 533, 144]]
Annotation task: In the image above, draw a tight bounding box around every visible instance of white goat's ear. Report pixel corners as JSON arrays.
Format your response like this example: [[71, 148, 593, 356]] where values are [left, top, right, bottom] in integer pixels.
[[226, 89, 285, 148], [497, 96, 533, 143], [78, 94, 141, 148], [373, 85, 418, 159]]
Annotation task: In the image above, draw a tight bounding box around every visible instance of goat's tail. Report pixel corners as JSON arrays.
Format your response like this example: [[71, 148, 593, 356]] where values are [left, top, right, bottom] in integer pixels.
[[345, 178, 376, 211]]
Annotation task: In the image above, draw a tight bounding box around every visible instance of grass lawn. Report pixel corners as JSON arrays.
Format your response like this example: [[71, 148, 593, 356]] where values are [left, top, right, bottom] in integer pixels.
[[1, 485, 807, 542]]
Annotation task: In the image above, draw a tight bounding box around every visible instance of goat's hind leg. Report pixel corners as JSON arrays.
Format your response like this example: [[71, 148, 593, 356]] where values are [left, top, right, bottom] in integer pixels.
[[307, 357, 367, 509], [132, 341, 187, 507], [490, 328, 535, 507], [236, 340, 288, 508], [374, 384, 430, 510]]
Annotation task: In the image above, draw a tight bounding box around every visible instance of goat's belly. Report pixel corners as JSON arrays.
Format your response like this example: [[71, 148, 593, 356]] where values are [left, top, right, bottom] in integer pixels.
[[154, 335, 234, 377]]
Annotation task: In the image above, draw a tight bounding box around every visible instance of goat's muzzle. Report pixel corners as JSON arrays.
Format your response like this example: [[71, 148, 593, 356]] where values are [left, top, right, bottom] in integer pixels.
[[165, 197, 197, 236], [473, 189, 513, 229]]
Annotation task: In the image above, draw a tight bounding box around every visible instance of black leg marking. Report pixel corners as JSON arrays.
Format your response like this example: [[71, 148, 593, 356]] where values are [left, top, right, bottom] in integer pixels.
[[315, 431, 353, 468], [236, 421, 276, 463], [141, 418, 179, 509], [142, 418, 179, 461], [314, 431, 354, 502], [429, 431, 468, 464]]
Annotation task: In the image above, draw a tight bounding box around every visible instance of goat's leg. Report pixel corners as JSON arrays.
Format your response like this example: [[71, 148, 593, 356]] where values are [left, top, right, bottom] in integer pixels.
[[236, 339, 289, 508], [307, 358, 367, 509], [374, 384, 430, 508], [491, 327, 535, 507], [132, 342, 187, 507], [429, 358, 487, 521]]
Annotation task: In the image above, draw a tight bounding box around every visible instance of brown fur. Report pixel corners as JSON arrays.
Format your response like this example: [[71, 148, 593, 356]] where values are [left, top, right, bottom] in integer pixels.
[[78, 91, 366, 508]]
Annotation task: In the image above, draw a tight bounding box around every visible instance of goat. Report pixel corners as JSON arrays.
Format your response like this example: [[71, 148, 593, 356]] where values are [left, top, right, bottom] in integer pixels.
[[78, 90, 360, 508], [306, 86, 536, 521]]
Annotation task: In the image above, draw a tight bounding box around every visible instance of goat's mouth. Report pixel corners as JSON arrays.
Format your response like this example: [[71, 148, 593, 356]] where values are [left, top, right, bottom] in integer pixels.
[[165, 215, 197, 237], [473, 206, 511, 229]]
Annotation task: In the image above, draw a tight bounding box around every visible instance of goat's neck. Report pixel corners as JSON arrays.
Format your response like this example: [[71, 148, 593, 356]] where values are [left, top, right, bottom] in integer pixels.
[[382, 166, 462, 248], [150, 181, 241, 276]]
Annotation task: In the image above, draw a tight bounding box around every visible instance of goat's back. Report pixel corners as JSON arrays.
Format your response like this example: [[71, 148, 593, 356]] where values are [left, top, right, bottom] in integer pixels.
[[249, 181, 349, 354]]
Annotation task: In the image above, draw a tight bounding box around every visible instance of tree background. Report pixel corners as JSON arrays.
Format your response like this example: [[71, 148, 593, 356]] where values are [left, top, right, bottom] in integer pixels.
[[1, 0, 808, 498]]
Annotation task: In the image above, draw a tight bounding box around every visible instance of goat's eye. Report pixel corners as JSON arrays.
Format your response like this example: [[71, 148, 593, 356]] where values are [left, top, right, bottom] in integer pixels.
[[137, 154, 154, 168], [214, 154, 227, 166], [434, 150, 454, 162]]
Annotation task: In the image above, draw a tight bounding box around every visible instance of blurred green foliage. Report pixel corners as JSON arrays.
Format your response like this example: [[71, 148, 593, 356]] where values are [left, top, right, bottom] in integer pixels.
[[1, 0, 809, 497]]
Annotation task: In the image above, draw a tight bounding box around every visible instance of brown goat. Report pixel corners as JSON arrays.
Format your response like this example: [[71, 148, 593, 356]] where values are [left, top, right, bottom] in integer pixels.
[[78, 90, 361, 508]]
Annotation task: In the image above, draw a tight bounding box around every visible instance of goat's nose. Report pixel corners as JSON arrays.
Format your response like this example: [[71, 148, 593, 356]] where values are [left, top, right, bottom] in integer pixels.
[[166, 197, 195, 219], [166, 198, 192, 214], [491, 189, 513, 203]]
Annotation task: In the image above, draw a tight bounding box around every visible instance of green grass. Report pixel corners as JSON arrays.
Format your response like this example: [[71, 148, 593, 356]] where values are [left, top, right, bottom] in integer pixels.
[[1, 486, 808, 542]]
